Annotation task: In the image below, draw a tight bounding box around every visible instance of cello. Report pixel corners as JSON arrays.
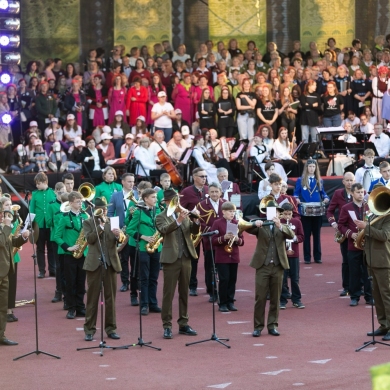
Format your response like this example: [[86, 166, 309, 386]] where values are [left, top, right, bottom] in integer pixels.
[[157, 149, 183, 187]]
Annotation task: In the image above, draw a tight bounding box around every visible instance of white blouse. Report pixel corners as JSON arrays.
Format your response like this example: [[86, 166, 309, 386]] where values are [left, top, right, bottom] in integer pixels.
[[134, 146, 156, 176], [272, 139, 292, 160]]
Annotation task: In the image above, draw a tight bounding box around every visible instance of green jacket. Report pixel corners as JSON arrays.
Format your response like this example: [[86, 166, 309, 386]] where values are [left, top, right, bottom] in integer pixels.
[[127, 206, 162, 252], [11, 220, 21, 264], [47, 199, 62, 241], [95, 181, 122, 205], [53, 210, 89, 256], [35, 93, 57, 119], [30, 188, 56, 228]]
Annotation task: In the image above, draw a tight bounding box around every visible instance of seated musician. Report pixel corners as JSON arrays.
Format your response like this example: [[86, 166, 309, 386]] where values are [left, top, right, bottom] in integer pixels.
[[369, 161, 390, 191], [217, 167, 241, 208], [181, 126, 194, 148], [369, 123, 390, 164], [272, 127, 303, 177], [83, 197, 122, 341], [127, 188, 162, 316], [54, 191, 89, 319], [211, 202, 244, 312], [354, 149, 379, 186], [192, 134, 218, 183], [149, 130, 167, 163], [293, 159, 329, 264], [338, 122, 357, 143], [166, 130, 188, 162], [133, 137, 160, 177], [120, 133, 137, 159], [197, 182, 225, 303]]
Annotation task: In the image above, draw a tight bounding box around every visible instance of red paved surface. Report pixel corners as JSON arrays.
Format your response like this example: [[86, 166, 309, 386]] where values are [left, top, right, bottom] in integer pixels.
[[1, 226, 387, 389]]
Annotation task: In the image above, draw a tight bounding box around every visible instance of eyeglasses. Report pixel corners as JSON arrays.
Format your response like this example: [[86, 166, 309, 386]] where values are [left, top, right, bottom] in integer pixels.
[[196, 175, 207, 179]]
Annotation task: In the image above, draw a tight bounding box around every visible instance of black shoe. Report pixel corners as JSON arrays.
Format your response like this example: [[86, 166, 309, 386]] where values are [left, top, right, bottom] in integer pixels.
[[7, 314, 16, 322], [314, 260, 322, 264], [179, 325, 197, 336], [382, 331, 390, 341], [51, 291, 62, 303], [268, 328, 280, 336], [227, 303, 238, 311], [304, 261, 311, 264], [367, 328, 388, 336], [63, 301, 69, 311], [218, 305, 229, 312], [0, 338, 18, 345], [189, 289, 198, 296], [66, 309, 75, 319], [365, 298, 374, 305], [350, 299, 358, 307], [120, 284, 128, 292], [107, 333, 120, 340], [141, 306, 149, 316], [280, 303, 286, 310], [163, 328, 173, 339], [149, 306, 162, 313], [76, 309, 86, 317], [292, 301, 305, 309], [130, 296, 139, 306], [340, 289, 349, 297], [208, 295, 218, 303], [37, 272, 45, 279], [252, 330, 261, 337], [49, 271, 56, 277], [85, 334, 93, 341]]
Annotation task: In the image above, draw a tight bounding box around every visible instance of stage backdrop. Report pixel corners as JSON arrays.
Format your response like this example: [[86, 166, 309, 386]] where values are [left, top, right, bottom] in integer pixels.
[[21, 0, 80, 66], [114, 0, 172, 53], [300, 0, 356, 52], [208, 0, 267, 54]]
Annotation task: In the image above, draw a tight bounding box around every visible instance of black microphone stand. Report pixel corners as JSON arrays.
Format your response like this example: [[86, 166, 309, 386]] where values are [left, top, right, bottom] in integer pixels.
[[14, 190, 60, 360], [77, 204, 128, 356], [356, 216, 390, 352], [186, 233, 230, 349], [114, 205, 161, 351]]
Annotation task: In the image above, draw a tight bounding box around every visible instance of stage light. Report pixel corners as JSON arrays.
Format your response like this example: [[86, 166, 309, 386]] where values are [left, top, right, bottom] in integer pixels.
[[1, 112, 12, 124], [0, 17, 19, 31], [2, 52, 20, 64], [0, 1, 8, 10], [0, 73, 10, 84], [0, 35, 9, 45], [0, 34, 18, 47]]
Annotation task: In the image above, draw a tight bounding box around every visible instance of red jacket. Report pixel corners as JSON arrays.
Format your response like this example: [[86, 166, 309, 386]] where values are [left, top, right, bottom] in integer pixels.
[[326, 188, 353, 225], [197, 198, 225, 251], [180, 185, 209, 212], [211, 217, 244, 264], [260, 193, 299, 219], [280, 217, 304, 258], [126, 86, 148, 126]]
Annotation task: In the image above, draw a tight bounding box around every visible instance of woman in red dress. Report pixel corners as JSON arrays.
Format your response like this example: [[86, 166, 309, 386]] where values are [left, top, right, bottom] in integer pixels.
[[126, 76, 148, 126], [129, 58, 151, 85]]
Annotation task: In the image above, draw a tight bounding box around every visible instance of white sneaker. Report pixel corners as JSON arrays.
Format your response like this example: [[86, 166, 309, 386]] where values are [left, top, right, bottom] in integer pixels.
[[48, 162, 57, 172], [0, 168, 5, 173], [60, 161, 68, 172]]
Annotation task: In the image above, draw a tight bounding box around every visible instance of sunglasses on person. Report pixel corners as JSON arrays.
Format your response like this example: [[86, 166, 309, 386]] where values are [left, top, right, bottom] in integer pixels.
[[196, 175, 207, 179]]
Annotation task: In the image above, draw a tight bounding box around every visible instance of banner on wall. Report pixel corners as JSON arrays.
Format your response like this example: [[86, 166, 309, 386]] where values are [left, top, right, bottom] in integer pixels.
[[300, 0, 355, 52], [209, 0, 267, 54], [21, 0, 80, 66], [114, 0, 172, 53]]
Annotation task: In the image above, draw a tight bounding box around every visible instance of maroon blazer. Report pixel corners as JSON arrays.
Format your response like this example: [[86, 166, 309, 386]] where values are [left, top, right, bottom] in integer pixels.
[[197, 198, 225, 251], [338, 202, 369, 252], [260, 193, 299, 219], [211, 218, 244, 264], [280, 217, 304, 258], [326, 188, 352, 225], [180, 185, 209, 212]]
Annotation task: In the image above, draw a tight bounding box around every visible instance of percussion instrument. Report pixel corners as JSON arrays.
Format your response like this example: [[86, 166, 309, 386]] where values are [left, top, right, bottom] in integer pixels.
[[362, 167, 381, 193], [300, 202, 326, 216]]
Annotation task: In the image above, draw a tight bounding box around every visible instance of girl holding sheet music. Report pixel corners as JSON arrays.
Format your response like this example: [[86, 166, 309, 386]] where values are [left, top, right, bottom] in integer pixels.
[[278, 85, 298, 142], [198, 88, 215, 130], [216, 86, 236, 138]]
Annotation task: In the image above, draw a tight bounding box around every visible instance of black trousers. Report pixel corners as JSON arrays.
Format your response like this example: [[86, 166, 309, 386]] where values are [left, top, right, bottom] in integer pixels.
[[7, 263, 17, 309], [36, 227, 55, 274], [301, 215, 322, 263], [189, 244, 201, 290], [340, 239, 349, 291], [139, 251, 160, 307], [347, 250, 371, 301], [120, 243, 131, 286], [216, 263, 238, 306], [204, 250, 217, 296], [280, 257, 301, 305], [51, 241, 63, 294], [63, 254, 86, 311], [128, 245, 139, 298], [59, 255, 66, 300]]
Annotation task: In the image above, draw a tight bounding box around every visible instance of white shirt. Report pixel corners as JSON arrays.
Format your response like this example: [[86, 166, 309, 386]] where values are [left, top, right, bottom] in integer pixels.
[[172, 53, 190, 63], [262, 138, 274, 152], [152, 102, 174, 128], [338, 134, 357, 143], [149, 140, 167, 160], [209, 198, 219, 214], [369, 133, 390, 157], [134, 146, 156, 176], [355, 165, 377, 184], [250, 144, 268, 164], [360, 122, 374, 134], [112, 127, 124, 138], [63, 125, 82, 142], [192, 146, 218, 183], [272, 139, 292, 160], [84, 147, 101, 171]]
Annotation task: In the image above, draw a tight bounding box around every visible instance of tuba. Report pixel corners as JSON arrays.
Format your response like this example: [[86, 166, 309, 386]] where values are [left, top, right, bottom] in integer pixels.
[[224, 217, 256, 253], [146, 231, 164, 253], [78, 182, 95, 203]]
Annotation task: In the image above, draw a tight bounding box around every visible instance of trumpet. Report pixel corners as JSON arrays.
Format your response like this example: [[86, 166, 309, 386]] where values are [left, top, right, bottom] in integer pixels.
[[224, 217, 256, 253], [334, 230, 346, 244], [285, 219, 295, 255]]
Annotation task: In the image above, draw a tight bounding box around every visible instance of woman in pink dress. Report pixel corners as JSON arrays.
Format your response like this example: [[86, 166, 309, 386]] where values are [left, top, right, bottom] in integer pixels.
[[108, 74, 127, 124], [126, 76, 148, 126], [87, 74, 108, 127], [147, 73, 166, 126], [171, 72, 192, 124]]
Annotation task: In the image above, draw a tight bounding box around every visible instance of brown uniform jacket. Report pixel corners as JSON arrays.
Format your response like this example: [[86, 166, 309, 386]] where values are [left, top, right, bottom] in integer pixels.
[[155, 209, 200, 263], [0, 225, 26, 278], [247, 224, 294, 270], [82, 218, 122, 273]]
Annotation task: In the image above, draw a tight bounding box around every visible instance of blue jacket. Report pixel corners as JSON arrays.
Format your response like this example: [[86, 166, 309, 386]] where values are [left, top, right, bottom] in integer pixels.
[[293, 177, 329, 207], [108, 189, 139, 228]]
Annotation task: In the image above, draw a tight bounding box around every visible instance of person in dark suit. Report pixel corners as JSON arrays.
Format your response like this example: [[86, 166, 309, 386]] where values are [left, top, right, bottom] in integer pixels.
[[83, 197, 122, 341], [326, 171, 355, 296], [338, 183, 372, 307], [155, 189, 200, 339], [172, 108, 190, 133], [197, 182, 226, 302], [355, 185, 390, 341], [78, 136, 106, 182], [0, 205, 30, 346], [180, 167, 209, 296], [247, 199, 294, 337], [107, 173, 138, 293], [211, 202, 244, 312]]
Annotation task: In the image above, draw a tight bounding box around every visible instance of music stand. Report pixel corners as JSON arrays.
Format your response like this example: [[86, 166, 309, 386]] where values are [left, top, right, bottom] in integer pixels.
[[297, 142, 319, 159]]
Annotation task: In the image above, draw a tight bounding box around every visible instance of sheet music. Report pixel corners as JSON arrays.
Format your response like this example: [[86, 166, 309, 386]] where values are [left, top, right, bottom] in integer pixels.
[[110, 216, 120, 230], [266, 207, 276, 220], [348, 210, 357, 221], [226, 220, 238, 235], [278, 198, 289, 207], [234, 143, 245, 157], [21, 213, 35, 233], [181, 148, 193, 164], [316, 127, 345, 134], [221, 180, 231, 193], [230, 194, 241, 208]]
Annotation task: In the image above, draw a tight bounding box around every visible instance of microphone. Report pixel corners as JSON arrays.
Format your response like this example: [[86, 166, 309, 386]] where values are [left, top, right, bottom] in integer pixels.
[[201, 230, 219, 237], [135, 204, 149, 210], [84, 199, 95, 208], [24, 190, 30, 201]]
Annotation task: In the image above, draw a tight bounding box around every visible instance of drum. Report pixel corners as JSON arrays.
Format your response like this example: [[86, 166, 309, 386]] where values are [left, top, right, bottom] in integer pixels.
[[363, 168, 381, 193], [300, 202, 326, 216]]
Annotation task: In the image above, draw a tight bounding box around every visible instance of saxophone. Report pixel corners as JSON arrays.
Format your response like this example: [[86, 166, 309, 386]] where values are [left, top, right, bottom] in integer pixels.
[[146, 231, 163, 253], [73, 229, 88, 259], [12, 223, 22, 255]]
